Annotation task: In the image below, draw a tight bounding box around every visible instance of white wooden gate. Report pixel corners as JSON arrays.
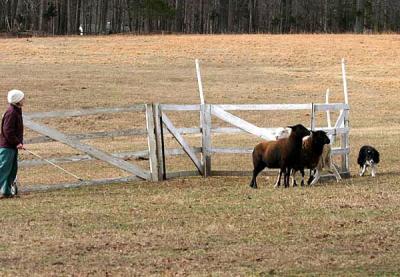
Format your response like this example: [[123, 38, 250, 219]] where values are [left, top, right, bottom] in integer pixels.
[[23, 105, 155, 191], [154, 102, 350, 180]]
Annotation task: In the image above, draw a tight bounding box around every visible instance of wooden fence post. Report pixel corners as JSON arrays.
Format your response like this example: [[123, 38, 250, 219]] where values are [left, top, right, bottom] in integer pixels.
[[153, 103, 166, 181], [325, 89, 332, 128], [201, 104, 212, 177], [341, 109, 350, 175], [146, 104, 159, 181], [341, 58, 350, 176], [310, 102, 316, 131], [341, 58, 349, 105]]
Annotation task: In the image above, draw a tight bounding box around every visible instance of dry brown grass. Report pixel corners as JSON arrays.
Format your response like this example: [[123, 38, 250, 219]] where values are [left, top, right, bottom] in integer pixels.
[[0, 34, 400, 275], [1, 177, 400, 276]]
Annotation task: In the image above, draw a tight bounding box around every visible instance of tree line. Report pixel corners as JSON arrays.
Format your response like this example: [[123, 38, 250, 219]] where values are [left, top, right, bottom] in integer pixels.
[[1, 0, 400, 35]]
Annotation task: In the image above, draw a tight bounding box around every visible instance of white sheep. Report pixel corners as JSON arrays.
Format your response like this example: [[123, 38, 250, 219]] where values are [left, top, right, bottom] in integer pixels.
[[274, 127, 291, 140], [308, 143, 342, 185]]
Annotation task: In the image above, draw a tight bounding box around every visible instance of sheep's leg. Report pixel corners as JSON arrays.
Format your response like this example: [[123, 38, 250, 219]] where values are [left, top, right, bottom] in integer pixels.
[[360, 164, 367, 176], [300, 169, 305, 186], [284, 167, 291, 188], [292, 169, 298, 187], [307, 169, 315, 185], [288, 167, 293, 188], [371, 164, 377, 177], [250, 163, 266, 189], [274, 169, 283, 188], [310, 169, 321, 186], [283, 168, 288, 188]]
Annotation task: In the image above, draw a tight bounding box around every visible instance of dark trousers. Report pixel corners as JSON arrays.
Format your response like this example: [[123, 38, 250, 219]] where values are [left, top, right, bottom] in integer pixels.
[[0, 148, 18, 196]]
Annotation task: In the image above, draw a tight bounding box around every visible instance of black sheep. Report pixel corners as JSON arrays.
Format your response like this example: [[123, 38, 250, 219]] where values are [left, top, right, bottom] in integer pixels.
[[291, 130, 331, 186]]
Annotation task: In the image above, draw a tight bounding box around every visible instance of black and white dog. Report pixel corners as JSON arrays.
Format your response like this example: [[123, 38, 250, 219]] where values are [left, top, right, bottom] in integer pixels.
[[357, 145, 380, 177]]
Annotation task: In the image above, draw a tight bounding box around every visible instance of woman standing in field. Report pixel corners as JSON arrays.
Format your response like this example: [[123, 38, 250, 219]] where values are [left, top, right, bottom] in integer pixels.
[[0, 90, 25, 198]]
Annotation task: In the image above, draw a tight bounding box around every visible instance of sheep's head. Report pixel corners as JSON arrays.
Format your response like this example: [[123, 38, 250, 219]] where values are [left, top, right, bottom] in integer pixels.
[[288, 124, 311, 139], [275, 127, 291, 140], [311, 130, 330, 145]]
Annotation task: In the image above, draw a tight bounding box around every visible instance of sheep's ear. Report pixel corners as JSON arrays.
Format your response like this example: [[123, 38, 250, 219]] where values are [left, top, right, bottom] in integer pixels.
[[287, 125, 294, 129]]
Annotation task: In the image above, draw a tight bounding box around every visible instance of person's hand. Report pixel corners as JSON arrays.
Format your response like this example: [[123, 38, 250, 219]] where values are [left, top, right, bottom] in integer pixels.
[[17, 143, 25, 150]]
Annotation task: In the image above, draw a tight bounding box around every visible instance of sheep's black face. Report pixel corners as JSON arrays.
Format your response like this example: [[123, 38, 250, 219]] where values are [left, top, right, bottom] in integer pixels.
[[288, 124, 311, 138], [313, 131, 330, 145]]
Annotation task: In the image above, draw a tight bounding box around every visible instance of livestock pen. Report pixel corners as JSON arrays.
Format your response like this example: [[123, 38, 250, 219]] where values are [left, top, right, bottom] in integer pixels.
[[20, 101, 349, 191], [19, 60, 350, 191]]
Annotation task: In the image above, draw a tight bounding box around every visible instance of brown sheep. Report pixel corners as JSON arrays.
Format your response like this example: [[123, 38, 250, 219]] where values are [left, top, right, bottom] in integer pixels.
[[250, 124, 310, 189]]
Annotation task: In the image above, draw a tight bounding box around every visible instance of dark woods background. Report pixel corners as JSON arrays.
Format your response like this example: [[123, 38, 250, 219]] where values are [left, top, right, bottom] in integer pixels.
[[1, 0, 400, 35]]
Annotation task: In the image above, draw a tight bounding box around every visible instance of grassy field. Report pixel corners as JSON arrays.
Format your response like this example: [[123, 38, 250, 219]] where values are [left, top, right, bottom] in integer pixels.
[[0, 34, 400, 275]]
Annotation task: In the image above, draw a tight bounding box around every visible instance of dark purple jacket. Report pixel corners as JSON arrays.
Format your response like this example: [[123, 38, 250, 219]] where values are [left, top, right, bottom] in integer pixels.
[[0, 104, 24, 149]]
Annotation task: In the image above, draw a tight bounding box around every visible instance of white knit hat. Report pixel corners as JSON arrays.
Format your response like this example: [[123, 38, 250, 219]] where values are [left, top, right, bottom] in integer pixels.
[[7, 89, 25, 104]]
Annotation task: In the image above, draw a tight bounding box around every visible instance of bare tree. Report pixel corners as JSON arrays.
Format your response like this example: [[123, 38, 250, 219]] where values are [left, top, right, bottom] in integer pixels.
[[1, 0, 400, 35]]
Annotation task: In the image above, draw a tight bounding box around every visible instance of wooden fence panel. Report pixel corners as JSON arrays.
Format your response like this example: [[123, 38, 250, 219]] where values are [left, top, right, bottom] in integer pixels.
[[22, 102, 350, 187], [24, 117, 150, 180], [161, 112, 204, 175]]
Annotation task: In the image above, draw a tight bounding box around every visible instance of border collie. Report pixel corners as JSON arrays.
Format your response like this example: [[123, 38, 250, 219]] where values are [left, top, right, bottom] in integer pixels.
[[357, 145, 380, 177]]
